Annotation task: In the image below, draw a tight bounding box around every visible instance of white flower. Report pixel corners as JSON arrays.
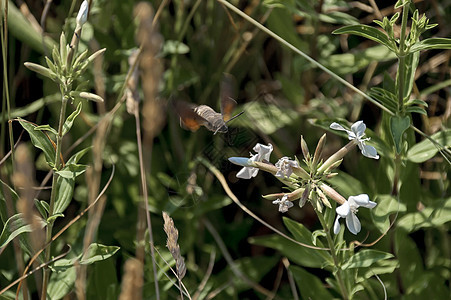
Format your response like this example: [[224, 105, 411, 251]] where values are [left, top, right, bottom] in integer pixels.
[[330, 121, 379, 159], [333, 194, 377, 235], [236, 143, 273, 179], [275, 157, 299, 178], [272, 195, 293, 213], [76, 0, 89, 27]]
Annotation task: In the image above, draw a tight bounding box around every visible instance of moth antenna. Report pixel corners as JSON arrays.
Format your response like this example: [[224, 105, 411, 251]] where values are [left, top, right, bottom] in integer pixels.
[[225, 111, 244, 124], [214, 127, 221, 135]]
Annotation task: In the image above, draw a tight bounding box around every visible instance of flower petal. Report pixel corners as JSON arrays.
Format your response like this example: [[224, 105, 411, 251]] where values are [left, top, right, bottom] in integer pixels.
[[336, 201, 350, 217], [254, 143, 273, 161], [360, 144, 379, 159], [351, 194, 377, 209], [345, 213, 361, 235], [351, 120, 366, 138], [236, 166, 258, 179], [330, 122, 346, 131], [228, 157, 252, 167], [333, 216, 342, 234]]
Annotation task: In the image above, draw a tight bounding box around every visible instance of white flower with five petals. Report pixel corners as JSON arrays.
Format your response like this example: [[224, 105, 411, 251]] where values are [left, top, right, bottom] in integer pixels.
[[333, 194, 377, 235], [330, 121, 379, 159], [235, 143, 273, 179], [272, 195, 293, 213]]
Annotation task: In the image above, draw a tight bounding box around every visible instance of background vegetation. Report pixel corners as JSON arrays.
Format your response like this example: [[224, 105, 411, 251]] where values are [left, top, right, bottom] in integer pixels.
[[1, 0, 450, 299]]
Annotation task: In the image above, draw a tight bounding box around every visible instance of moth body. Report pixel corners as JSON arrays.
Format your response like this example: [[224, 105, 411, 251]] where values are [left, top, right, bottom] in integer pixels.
[[194, 105, 228, 133]]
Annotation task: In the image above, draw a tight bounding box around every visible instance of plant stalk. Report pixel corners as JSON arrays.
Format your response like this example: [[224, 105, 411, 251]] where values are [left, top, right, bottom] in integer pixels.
[[397, 1, 410, 113], [317, 212, 349, 300], [41, 93, 68, 300]]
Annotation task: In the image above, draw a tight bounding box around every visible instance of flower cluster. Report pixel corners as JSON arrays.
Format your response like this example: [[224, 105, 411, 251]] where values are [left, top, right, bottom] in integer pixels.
[[229, 121, 379, 235]]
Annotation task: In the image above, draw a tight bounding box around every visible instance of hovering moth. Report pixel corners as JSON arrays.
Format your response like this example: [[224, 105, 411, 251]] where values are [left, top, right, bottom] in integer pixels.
[[174, 74, 243, 134]]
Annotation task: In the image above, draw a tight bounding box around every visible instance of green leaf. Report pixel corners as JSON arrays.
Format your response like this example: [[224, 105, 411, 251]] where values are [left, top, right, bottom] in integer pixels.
[[333, 25, 396, 52], [359, 259, 399, 281], [405, 106, 427, 115], [56, 164, 87, 179], [5, 1, 56, 54], [290, 265, 334, 299], [34, 199, 49, 219], [390, 115, 410, 154], [234, 102, 298, 135], [249, 218, 332, 269], [63, 102, 82, 136], [0, 213, 46, 249], [397, 197, 451, 232], [0, 94, 60, 123], [324, 45, 396, 75], [66, 147, 92, 164], [372, 195, 406, 233], [405, 99, 428, 107], [395, 230, 424, 291], [368, 87, 397, 113], [34, 124, 58, 136], [80, 243, 120, 265], [48, 266, 76, 300], [18, 118, 56, 167], [406, 130, 451, 163], [52, 176, 75, 216], [342, 250, 394, 269], [410, 38, 451, 53], [0, 179, 20, 222]]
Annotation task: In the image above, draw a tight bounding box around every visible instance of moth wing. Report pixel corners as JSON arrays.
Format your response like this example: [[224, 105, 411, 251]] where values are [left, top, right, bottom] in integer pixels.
[[220, 73, 237, 121], [173, 100, 208, 132]]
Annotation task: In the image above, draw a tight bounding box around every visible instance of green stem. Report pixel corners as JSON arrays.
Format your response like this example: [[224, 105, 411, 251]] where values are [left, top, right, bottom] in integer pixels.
[[41, 93, 68, 300], [317, 212, 349, 300], [397, 1, 410, 113]]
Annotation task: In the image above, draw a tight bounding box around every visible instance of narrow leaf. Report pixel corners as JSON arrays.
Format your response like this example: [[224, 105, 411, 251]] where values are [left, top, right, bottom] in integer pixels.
[[18, 118, 56, 167], [56, 164, 87, 179], [410, 38, 451, 53], [63, 102, 82, 136], [35, 124, 58, 136], [0, 213, 46, 249], [67, 147, 92, 164], [333, 25, 395, 52], [80, 243, 120, 265]]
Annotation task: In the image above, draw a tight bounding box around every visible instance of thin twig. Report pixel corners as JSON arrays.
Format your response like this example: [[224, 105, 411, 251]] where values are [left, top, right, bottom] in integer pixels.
[[192, 249, 216, 300]]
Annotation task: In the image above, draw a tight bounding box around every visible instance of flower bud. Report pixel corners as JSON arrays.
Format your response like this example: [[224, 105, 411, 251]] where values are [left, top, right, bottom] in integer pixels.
[[300, 135, 310, 160], [299, 185, 310, 207], [24, 62, 55, 79], [319, 184, 346, 205], [316, 187, 331, 208], [317, 141, 355, 173], [228, 157, 252, 167], [76, 0, 89, 27], [262, 193, 284, 201], [313, 133, 326, 168], [325, 158, 343, 172], [87, 48, 107, 64], [70, 91, 104, 102], [292, 166, 310, 180]]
